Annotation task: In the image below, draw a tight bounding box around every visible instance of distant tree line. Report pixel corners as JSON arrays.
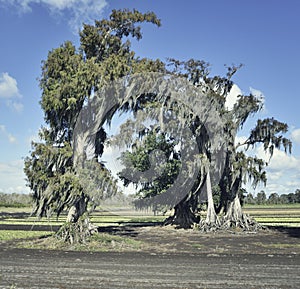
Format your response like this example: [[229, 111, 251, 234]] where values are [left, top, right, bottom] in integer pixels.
[[0, 192, 32, 208], [244, 189, 300, 205]]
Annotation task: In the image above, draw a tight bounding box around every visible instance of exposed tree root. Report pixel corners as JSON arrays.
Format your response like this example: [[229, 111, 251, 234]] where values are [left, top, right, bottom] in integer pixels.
[[196, 195, 264, 232], [220, 195, 263, 231], [196, 214, 263, 232], [56, 214, 98, 244]]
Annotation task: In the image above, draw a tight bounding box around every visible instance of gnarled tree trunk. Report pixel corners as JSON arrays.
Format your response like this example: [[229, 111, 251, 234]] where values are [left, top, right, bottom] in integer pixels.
[[221, 194, 261, 231], [163, 196, 199, 229], [56, 194, 98, 244]]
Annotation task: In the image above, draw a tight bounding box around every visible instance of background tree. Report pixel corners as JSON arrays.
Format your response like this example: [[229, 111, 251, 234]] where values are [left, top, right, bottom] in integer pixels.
[[256, 190, 267, 205], [268, 192, 280, 205], [244, 193, 256, 205], [295, 189, 300, 203]]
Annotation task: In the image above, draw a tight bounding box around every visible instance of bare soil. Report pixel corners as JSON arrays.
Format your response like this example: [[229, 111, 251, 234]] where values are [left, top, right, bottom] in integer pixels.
[[0, 218, 300, 288]]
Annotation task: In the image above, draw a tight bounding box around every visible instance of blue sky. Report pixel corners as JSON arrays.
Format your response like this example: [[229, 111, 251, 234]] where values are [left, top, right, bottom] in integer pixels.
[[0, 0, 299, 196]]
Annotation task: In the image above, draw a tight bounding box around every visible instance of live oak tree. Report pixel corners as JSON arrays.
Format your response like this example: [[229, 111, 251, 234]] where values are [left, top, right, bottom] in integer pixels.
[[24, 9, 163, 243], [25, 8, 292, 242], [115, 59, 292, 230]]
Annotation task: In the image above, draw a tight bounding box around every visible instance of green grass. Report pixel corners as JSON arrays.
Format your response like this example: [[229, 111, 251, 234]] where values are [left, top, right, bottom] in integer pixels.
[[255, 217, 300, 222], [1, 204, 300, 249], [0, 206, 32, 213], [0, 230, 52, 241], [244, 203, 300, 209], [242, 204, 300, 227]]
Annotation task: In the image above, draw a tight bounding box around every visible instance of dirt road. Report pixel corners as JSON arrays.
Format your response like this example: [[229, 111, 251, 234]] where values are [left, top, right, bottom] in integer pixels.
[[1, 224, 300, 289], [1, 246, 300, 289]]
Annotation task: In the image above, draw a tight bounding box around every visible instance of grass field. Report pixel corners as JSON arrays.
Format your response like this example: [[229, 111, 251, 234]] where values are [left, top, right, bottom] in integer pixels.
[[0, 204, 299, 242], [244, 204, 300, 227]]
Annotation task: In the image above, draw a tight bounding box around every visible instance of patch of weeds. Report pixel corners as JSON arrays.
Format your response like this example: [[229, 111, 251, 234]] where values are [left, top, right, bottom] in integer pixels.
[[17, 232, 143, 252], [84, 233, 143, 251], [191, 243, 202, 249]]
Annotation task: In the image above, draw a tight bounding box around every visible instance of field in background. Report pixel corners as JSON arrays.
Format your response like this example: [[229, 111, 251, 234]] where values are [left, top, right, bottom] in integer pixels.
[[0, 204, 300, 242], [244, 204, 300, 227]]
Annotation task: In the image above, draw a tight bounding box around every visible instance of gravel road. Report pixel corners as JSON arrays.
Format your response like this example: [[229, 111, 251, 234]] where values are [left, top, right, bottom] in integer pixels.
[[1, 247, 300, 289]]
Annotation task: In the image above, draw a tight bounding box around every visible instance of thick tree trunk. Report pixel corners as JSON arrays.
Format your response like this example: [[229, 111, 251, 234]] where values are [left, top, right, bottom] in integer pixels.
[[56, 194, 98, 244], [66, 196, 87, 223], [199, 171, 220, 231], [221, 194, 261, 231], [163, 198, 199, 229]]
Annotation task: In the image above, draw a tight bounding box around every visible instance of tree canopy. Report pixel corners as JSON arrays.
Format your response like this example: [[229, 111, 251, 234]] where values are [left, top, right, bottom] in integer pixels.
[[24, 9, 164, 243], [24, 9, 292, 243]]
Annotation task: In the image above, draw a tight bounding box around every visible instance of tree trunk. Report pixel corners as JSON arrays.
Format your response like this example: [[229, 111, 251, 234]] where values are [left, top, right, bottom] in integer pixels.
[[57, 194, 98, 244], [199, 170, 220, 231], [163, 197, 199, 229], [66, 195, 87, 223], [221, 194, 261, 231]]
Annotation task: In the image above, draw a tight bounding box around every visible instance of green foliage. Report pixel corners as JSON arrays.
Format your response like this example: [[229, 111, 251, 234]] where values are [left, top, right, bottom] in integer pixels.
[[114, 57, 292, 228], [246, 118, 292, 157], [77, 159, 118, 211], [118, 131, 181, 210], [24, 9, 164, 229]]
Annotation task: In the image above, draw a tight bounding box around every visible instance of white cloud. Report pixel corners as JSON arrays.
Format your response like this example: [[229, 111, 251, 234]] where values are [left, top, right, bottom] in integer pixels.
[[250, 144, 300, 195], [0, 72, 24, 112], [225, 85, 266, 112], [1, 0, 108, 32], [101, 145, 124, 177], [268, 171, 283, 181], [250, 87, 265, 101], [225, 84, 241, 111], [0, 160, 29, 194], [0, 124, 17, 143], [291, 128, 300, 145], [0, 72, 21, 99], [256, 145, 300, 171], [239, 141, 300, 196], [8, 134, 17, 144], [0, 124, 5, 133]]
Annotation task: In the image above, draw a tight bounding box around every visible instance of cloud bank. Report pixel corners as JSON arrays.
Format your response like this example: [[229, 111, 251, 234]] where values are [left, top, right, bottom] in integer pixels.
[[0, 0, 108, 32], [0, 72, 24, 112], [240, 140, 300, 196], [0, 160, 29, 194], [291, 128, 300, 145], [0, 72, 21, 99]]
